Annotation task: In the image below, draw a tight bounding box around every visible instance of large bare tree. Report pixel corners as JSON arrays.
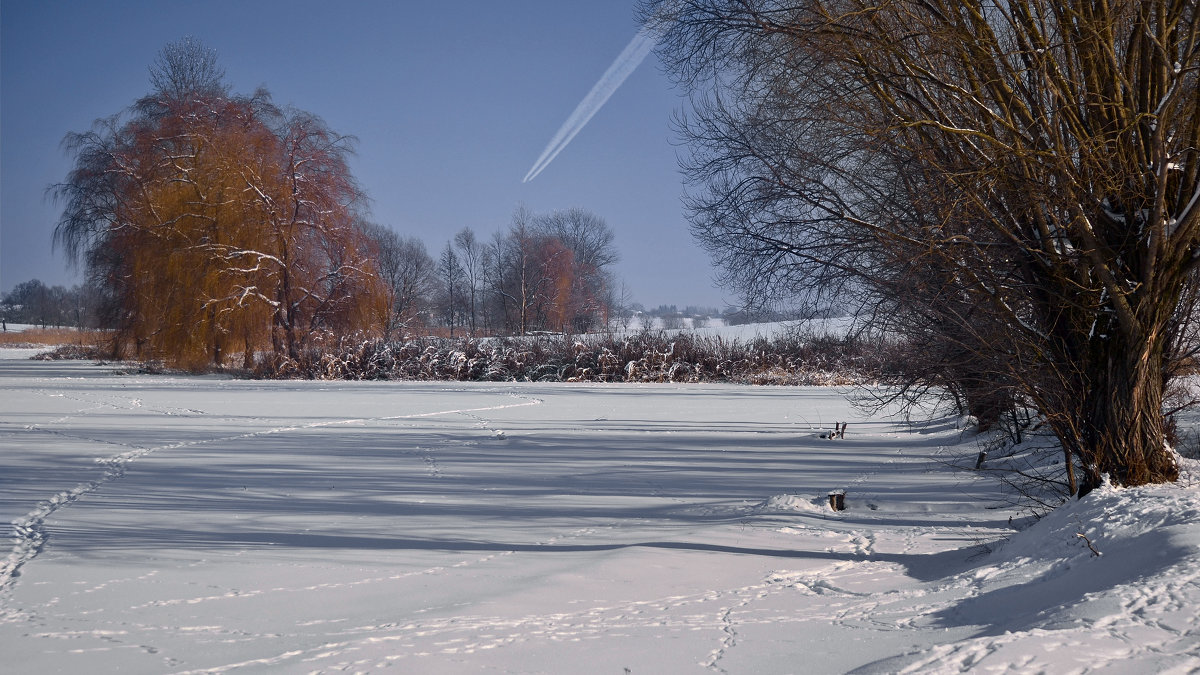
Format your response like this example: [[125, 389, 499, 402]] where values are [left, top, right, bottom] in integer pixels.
[[645, 0, 1200, 491]]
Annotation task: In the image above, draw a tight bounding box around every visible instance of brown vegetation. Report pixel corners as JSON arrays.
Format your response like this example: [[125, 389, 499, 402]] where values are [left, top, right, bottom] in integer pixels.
[[0, 328, 108, 348], [251, 329, 893, 386], [51, 39, 386, 372]]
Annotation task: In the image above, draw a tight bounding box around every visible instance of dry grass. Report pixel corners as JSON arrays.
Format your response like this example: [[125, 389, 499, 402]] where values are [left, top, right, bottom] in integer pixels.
[[0, 327, 109, 347], [256, 330, 894, 385]]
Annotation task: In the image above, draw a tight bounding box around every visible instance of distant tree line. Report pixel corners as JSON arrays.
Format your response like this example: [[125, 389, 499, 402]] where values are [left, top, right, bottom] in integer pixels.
[[364, 206, 622, 340], [631, 304, 833, 330], [0, 279, 108, 331]]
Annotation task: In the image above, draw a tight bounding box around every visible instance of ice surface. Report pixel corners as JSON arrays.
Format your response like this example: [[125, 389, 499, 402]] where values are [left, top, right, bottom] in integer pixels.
[[1, 358, 1197, 673]]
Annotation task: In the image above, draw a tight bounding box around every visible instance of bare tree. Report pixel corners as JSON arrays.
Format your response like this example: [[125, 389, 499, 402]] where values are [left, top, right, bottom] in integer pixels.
[[533, 208, 620, 333], [489, 207, 544, 336], [454, 227, 483, 336], [645, 0, 1200, 491], [483, 229, 512, 334], [535, 208, 619, 271], [437, 242, 465, 337], [473, 206, 624, 336], [148, 37, 228, 103], [616, 282, 637, 332], [361, 221, 436, 338]]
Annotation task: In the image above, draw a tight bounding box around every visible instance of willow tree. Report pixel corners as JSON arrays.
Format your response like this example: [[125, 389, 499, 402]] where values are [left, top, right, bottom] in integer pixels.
[[645, 0, 1199, 491], [53, 39, 385, 369]]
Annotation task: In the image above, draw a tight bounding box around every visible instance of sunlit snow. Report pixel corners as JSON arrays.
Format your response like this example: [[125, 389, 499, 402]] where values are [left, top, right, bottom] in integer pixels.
[[1, 354, 1197, 673]]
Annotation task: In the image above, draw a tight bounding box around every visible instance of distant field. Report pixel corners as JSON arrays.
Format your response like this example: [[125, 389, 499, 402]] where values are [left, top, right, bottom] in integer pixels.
[[0, 326, 104, 347]]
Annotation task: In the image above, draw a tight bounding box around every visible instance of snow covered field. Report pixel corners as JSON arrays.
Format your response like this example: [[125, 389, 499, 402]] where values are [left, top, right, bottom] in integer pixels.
[[629, 317, 854, 342], [1, 354, 1198, 673]]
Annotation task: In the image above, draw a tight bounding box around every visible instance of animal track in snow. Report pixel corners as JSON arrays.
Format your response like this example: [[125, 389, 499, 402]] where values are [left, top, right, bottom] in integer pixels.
[[1, 395, 546, 609]]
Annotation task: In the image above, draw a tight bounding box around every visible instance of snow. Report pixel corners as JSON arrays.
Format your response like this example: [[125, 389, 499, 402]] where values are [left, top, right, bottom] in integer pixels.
[[625, 317, 854, 342], [0, 347, 47, 360], [689, 318, 854, 342], [1, 324, 40, 333], [1, 357, 1198, 673]]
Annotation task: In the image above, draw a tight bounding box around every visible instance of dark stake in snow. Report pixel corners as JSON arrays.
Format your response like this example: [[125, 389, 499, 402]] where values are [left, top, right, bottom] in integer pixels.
[[828, 490, 846, 511]]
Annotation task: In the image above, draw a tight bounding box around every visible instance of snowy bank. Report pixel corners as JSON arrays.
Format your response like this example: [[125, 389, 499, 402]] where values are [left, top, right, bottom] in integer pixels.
[[861, 464, 1200, 673]]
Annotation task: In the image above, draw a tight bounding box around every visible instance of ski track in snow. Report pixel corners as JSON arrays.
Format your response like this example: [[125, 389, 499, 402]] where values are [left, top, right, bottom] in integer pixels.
[[0, 385, 543, 611]]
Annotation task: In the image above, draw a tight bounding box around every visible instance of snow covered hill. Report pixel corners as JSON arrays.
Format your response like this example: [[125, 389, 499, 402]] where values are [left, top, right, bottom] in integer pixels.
[[1, 357, 1196, 673]]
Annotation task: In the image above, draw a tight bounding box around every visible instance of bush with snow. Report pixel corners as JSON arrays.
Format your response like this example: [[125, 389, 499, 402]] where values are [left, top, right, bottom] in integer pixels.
[[251, 329, 898, 385]]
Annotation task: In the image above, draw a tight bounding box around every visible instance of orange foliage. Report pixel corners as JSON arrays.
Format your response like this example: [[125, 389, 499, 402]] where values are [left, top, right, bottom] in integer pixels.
[[539, 239, 576, 332], [59, 92, 385, 369]]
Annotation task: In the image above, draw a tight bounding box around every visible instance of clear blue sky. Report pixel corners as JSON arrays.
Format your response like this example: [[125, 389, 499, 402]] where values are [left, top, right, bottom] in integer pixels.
[[1, 0, 731, 309]]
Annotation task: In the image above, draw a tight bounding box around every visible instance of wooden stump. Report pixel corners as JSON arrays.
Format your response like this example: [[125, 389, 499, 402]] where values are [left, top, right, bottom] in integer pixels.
[[828, 491, 846, 511]]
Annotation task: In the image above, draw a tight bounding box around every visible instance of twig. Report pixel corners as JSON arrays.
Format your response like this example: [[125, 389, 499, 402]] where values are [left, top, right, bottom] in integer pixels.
[[1073, 518, 1102, 556]]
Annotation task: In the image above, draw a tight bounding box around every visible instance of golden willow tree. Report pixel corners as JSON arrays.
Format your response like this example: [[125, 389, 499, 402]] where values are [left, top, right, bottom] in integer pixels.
[[53, 39, 385, 369], [645, 0, 1199, 492]]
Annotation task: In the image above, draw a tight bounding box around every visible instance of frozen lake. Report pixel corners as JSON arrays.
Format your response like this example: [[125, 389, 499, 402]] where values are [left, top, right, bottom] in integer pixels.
[[2, 356, 1197, 673]]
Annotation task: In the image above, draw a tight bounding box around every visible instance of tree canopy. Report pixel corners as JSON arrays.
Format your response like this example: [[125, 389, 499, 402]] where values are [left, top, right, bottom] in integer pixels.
[[645, 0, 1200, 491], [54, 39, 385, 369]]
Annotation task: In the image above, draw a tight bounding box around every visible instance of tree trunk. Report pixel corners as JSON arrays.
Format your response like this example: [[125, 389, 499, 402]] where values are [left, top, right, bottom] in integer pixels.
[[278, 253, 299, 362], [210, 305, 222, 367], [285, 300, 298, 362], [1081, 332, 1179, 491], [957, 375, 1012, 433], [243, 329, 254, 370]]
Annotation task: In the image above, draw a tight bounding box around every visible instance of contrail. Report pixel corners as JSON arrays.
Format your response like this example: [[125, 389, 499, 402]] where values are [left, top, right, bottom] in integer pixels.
[[523, 26, 657, 183]]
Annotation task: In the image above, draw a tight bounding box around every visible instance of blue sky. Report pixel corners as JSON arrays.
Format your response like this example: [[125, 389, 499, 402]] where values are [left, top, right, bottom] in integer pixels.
[[1, 0, 731, 309]]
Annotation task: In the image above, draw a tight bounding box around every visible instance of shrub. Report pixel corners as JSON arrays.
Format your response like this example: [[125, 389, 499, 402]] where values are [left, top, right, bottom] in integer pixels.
[[251, 329, 900, 385]]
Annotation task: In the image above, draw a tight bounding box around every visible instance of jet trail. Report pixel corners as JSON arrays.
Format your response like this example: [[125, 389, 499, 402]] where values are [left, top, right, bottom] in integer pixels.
[[522, 26, 657, 183]]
